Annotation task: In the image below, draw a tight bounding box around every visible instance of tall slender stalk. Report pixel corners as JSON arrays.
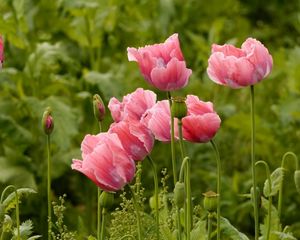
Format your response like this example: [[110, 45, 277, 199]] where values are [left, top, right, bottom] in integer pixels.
[[250, 85, 259, 240], [147, 156, 160, 240], [255, 161, 271, 240], [97, 121, 103, 240], [47, 134, 52, 240], [100, 208, 106, 240], [210, 140, 221, 240], [278, 152, 298, 221], [14, 189, 20, 240], [178, 120, 191, 240], [207, 213, 213, 240], [129, 186, 142, 240], [167, 91, 178, 185]]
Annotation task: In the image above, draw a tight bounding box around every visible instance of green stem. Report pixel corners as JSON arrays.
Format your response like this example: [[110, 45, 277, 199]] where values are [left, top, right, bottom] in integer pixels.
[[179, 157, 189, 183], [167, 91, 178, 186], [178, 120, 191, 240], [119, 235, 135, 240], [100, 208, 106, 240], [84, 15, 96, 70], [97, 189, 102, 240], [207, 213, 213, 240], [250, 85, 259, 240], [47, 134, 52, 240], [14, 189, 20, 240], [147, 156, 160, 240], [210, 140, 221, 240], [278, 152, 299, 222], [255, 161, 272, 240], [97, 121, 103, 240], [129, 186, 142, 240]]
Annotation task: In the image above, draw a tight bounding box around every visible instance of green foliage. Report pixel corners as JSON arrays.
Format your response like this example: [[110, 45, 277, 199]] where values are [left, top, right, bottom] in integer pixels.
[[263, 168, 285, 197]]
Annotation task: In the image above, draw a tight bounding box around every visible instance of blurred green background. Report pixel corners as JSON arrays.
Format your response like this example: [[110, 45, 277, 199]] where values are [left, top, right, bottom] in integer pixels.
[[0, 0, 300, 238]]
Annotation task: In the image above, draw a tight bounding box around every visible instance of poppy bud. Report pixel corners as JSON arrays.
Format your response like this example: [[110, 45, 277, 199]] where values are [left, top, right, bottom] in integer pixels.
[[203, 191, 218, 213], [42, 107, 54, 135], [93, 94, 105, 122], [174, 182, 185, 208], [0, 36, 4, 68], [171, 96, 187, 119], [99, 191, 114, 210], [294, 170, 300, 194]]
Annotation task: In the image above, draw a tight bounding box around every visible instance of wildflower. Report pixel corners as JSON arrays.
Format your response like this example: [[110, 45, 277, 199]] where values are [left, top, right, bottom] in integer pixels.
[[71, 133, 135, 192], [42, 107, 54, 135], [182, 95, 221, 143], [127, 34, 192, 91], [93, 94, 105, 122], [207, 38, 273, 88]]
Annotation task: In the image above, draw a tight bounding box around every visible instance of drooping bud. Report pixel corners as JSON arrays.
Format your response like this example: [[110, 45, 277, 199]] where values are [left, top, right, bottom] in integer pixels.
[[202, 191, 218, 213], [93, 94, 106, 122], [42, 107, 54, 135], [294, 170, 300, 194], [174, 182, 185, 208], [99, 191, 114, 210], [171, 96, 187, 119], [0, 36, 4, 68]]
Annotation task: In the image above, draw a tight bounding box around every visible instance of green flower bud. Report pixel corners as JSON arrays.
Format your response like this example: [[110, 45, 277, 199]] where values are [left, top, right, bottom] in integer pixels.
[[149, 195, 161, 210], [42, 107, 54, 135], [294, 170, 300, 194], [202, 191, 218, 213], [99, 191, 114, 210], [171, 96, 187, 119], [174, 182, 185, 208], [93, 94, 105, 122]]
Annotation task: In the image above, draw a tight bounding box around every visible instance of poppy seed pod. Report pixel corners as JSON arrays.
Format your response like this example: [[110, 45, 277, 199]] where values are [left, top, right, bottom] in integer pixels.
[[203, 191, 218, 213], [294, 170, 300, 194], [99, 191, 114, 209], [174, 182, 185, 208], [42, 107, 54, 135], [93, 94, 106, 122], [171, 97, 187, 119]]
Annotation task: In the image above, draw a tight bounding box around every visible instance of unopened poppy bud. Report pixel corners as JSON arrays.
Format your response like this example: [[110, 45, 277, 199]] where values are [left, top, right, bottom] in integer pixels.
[[174, 182, 185, 208], [203, 191, 218, 213], [42, 107, 54, 135], [294, 170, 300, 194], [99, 191, 114, 209], [93, 94, 105, 122], [171, 96, 187, 119], [0, 36, 4, 68], [149, 195, 161, 210]]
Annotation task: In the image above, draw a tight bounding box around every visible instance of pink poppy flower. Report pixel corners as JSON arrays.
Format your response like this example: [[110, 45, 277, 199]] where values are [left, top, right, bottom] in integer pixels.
[[141, 100, 179, 142], [108, 88, 156, 122], [182, 95, 221, 143], [0, 37, 4, 68], [109, 121, 154, 161], [207, 38, 273, 88], [71, 133, 135, 192], [127, 34, 192, 91]]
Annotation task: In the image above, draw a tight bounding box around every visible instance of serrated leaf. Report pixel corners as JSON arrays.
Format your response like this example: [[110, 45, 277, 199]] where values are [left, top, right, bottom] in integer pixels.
[[191, 220, 206, 240], [2, 188, 36, 213], [87, 236, 97, 240], [12, 220, 41, 239], [220, 217, 249, 240], [263, 168, 285, 197]]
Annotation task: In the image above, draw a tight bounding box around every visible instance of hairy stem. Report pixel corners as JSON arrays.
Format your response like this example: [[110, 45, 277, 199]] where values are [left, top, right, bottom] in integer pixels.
[[100, 208, 106, 240], [250, 85, 259, 240], [147, 155, 160, 240], [210, 140, 221, 240], [129, 186, 142, 240], [47, 135, 52, 240], [255, 161, 271, 240], [97, 121, 103, 240], [207, 213, 213, 240]]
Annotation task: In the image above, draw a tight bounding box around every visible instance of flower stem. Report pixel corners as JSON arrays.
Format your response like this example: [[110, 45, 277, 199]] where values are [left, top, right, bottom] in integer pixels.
[[97, 121, 103, 240], [47, 134, 52, 240], [15, 189, 20, 240], [178, 120, 191, 240], [167, 91, 178, 186], [100, 208, 106, 240], [255, 161, 271, 240], [147, 155, 160, 240], [207, 213, 213, 240], [210, 140, 221, 240], [250, 85, 259, 240], [129, 186, 142, 240], [278, 152, 298, 222]]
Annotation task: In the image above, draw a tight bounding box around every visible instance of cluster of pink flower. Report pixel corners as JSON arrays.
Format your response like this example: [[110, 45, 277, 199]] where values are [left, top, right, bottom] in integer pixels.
[[71, 33, 272, 192]]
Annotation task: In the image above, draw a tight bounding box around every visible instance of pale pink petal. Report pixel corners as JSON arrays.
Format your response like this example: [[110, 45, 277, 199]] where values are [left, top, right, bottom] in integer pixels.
[[212, 43, 245, 58], [108, 97, 124, 122], [186, 95, 214, 115]]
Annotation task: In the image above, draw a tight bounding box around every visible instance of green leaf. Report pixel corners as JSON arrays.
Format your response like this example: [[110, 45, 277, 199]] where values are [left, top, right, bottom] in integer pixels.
[[2, 188, 36, 213], [220, 217, 249, 240], [191, 220, 206, 240], [263, 168, 285, 197], [12, 220, 41, 239]]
